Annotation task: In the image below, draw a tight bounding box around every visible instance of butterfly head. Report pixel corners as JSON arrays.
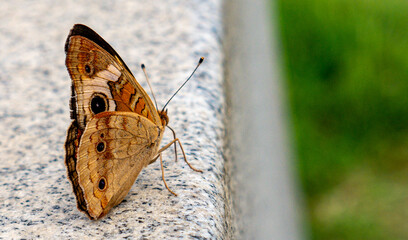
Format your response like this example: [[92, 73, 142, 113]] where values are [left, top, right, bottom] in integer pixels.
[[158, 109, 169, 126]]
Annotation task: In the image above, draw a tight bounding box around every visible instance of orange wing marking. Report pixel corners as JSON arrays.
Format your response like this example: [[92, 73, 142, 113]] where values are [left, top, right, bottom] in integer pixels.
[[134, 97, 154, 122]]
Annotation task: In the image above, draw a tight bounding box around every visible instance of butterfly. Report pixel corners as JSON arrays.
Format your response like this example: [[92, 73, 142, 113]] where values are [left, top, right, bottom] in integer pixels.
[[64, 24, 203, 220]]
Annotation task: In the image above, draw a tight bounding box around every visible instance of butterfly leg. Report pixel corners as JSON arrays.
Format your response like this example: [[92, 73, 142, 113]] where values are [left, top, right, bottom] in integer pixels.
[[158, 138, 203, 173], [148, 154, 160, 165], [166, 126, 178, 162], [160, 153, 177, 196]]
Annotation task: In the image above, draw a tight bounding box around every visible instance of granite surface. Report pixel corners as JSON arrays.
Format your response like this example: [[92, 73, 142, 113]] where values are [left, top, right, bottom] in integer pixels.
[[0, 0, 228, 239], [224, 1, 303, 239]]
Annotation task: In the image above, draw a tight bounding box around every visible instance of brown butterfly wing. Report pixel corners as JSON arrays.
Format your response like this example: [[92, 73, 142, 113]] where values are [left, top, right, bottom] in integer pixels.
[[64, 120, 93, 218], [65, 24, 161, 130], [64, 24, 164, 219], [76, 111, 163, 220]]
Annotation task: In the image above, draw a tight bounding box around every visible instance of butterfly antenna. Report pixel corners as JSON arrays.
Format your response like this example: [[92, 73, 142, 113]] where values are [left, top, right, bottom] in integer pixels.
[[141, 63, 158, 110], [161, 57, 204, 112]]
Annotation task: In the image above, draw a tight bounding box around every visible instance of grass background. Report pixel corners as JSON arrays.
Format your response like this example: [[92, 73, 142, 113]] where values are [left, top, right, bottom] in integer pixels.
[[276, 0, 408, 239]]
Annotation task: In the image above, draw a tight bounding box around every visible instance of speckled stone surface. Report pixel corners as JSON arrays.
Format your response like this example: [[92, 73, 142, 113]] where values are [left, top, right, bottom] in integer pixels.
[[0, 0, 228, 239], [224, 1, 303, 239]]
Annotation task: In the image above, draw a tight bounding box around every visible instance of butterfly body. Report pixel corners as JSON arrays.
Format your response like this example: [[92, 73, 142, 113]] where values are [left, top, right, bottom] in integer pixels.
[[64, 24, 169, 220]]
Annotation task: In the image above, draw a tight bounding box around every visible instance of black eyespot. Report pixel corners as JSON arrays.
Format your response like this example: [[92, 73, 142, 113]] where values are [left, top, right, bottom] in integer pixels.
[[85, 64, 91, 73], [100, 133, 104, 138], [91, 95, 106, 114], [98, 178, 106, 190], [96, 142, 105, 152]]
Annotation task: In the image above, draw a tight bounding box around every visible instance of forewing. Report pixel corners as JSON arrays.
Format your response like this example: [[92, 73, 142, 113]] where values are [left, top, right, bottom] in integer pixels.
[[65, 24, 161, 131]]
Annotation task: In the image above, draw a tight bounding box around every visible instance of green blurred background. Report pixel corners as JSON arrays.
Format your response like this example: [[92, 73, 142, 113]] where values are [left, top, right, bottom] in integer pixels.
[[276, 0, 408, 239]]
